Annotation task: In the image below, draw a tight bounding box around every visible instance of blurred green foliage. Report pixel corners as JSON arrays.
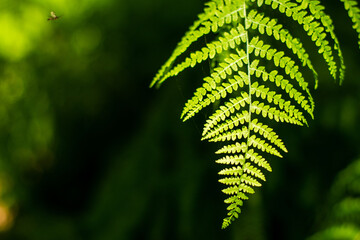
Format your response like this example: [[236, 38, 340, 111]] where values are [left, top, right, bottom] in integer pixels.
[[0, 0, 359, 239], [308, 158, 360, 240]]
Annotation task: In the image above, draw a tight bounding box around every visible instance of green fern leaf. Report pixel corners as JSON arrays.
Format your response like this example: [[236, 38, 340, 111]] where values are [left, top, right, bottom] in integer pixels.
[[246, 149, 272, 172], [256, 0, 345, 82], [240, 174, 262, 187], [219, 166, 243, 176], [216, 154, 246, 165], [202, 112, 249, 141], [246, 9, 319, 86], [243, 162, 266, 181], [151, 0, 359, 228], [202, 91, 250, 135], [216, 142, 248, 154], [181, 53, 248, 121], [250, 119, 287, 152], [250, 101, 303, 125], [341, 0, 360, 50], [247, 135, 282, 158]]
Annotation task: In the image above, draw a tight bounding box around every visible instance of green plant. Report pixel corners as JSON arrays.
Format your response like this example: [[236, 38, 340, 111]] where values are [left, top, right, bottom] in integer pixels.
[[151, 0, 360, 228], [308, 158, 360, 240]]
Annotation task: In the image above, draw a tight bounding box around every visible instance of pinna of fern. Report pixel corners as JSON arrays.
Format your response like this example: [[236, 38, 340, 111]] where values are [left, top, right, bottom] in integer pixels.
[[151, 0, 360, 229]]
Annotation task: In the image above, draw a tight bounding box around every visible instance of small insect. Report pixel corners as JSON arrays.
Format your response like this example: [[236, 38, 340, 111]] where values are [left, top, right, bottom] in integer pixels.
[[48, 11, 60, 21]]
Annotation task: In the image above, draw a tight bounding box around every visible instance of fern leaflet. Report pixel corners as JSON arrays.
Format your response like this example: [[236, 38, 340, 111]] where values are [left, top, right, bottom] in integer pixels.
[[341, 0, 360, 50]]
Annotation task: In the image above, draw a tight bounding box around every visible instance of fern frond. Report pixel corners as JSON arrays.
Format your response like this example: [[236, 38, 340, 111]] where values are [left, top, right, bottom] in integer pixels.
[[250, 101, 303, 126], [248, 37, 315, 120], [255, 0, 345, 82], [250, 81, 308, 124], [265, 0, 344, 82], [341, 0, 360, 50], [248, 37, 310, 92], [151, 0, 357, 228], [250, 60, 314, 118], [299, 0, 346, 83], [246, 9, 319, 87], [181, 55, 248, 121], [151, 0, 247, 87], [152, 21, 248, 87]]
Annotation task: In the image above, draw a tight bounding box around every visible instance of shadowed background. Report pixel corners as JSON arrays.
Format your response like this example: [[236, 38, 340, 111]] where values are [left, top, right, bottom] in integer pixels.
[[0, 0, 359, 239]]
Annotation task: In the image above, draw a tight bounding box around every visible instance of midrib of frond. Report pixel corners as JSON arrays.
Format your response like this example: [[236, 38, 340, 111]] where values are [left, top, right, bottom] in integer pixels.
[[244, 0, 253, 160], [223, 1, 253, 228]]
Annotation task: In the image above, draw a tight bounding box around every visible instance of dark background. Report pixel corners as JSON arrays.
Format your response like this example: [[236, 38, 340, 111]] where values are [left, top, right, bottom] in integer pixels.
[[0, 0, 359, 239]]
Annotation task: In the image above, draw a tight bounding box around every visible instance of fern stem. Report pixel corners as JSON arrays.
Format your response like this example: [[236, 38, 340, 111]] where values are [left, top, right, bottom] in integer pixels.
[[244, 2, 252, 156], [222, 1, 253, 229], [222, 0, 253, 228]]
